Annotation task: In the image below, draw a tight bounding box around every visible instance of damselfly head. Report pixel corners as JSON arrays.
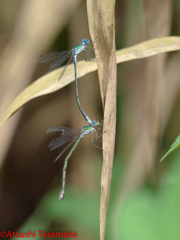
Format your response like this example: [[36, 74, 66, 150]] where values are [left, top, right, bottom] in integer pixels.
[[82, 38, 89, 45], [92, 120, 100, 127]]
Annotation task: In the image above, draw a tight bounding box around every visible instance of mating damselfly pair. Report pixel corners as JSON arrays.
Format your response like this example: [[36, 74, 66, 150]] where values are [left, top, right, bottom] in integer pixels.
[[38, 38, 103, 200]]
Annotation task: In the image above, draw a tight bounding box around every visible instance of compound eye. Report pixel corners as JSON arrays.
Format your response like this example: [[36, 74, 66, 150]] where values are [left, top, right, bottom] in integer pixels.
[[83, 39, 89, 44], [92, 120, 99, 126]]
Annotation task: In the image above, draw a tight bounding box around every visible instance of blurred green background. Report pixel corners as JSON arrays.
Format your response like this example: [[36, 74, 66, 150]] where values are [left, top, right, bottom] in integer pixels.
[[0, 0, 180, 239]]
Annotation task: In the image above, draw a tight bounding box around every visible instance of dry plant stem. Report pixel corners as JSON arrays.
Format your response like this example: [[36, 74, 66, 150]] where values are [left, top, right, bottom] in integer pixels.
[[86, 1, 116, 240], [100, 49, 116, 239]]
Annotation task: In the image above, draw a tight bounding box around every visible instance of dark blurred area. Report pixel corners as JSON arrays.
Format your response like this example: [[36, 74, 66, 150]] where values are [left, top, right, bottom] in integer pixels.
[[0, 0, 180, 240]]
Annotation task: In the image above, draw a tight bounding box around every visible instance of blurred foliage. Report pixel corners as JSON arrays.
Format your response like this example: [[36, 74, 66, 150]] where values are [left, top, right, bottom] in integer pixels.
[[17, 151, 180, 240], [18, 156, 124, 240], [118, 151, 180, 240]]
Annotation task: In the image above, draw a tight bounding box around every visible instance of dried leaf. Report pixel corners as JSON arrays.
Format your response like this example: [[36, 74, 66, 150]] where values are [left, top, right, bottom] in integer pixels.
[[87, 1, 116, 240], [1, 36, 180, 128], [0, 61, 96, 128], [116, 36, 180, 63]]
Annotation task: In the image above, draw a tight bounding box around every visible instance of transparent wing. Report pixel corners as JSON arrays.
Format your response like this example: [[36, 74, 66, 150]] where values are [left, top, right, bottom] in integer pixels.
[[58, 55, 73, 81], [47, 126, 80, 134], [46, 51, 72, 74], [47, 126, 82, 151], [37, 50, 70, 63], [53, 137, 78, 162]]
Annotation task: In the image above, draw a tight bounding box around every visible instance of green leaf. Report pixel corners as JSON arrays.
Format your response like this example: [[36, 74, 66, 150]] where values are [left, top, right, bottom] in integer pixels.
[[160, 135, 180, 162]]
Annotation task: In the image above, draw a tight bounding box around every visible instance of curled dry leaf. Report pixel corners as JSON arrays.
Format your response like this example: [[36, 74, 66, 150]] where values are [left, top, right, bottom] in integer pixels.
[[87, 1, 116, 240]]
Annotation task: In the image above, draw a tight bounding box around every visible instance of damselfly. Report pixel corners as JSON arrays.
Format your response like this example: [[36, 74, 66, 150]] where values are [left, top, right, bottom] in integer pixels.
[[47, 120, 103, 200], [37, 38, 102, 125], [37, 38, 98, 79]]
